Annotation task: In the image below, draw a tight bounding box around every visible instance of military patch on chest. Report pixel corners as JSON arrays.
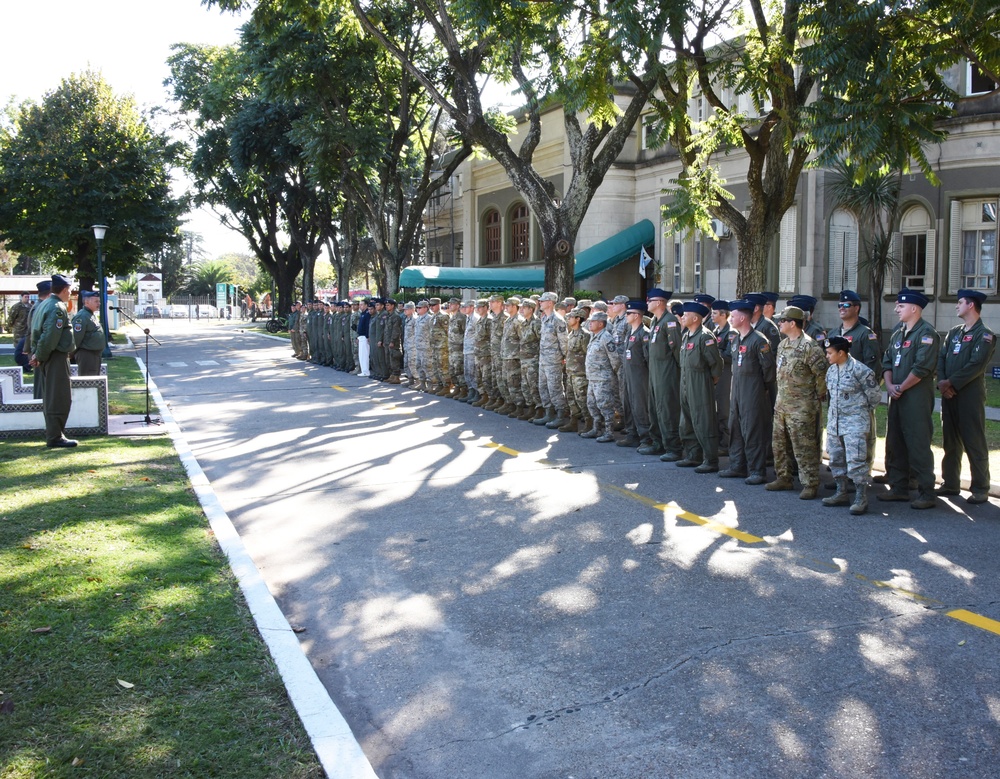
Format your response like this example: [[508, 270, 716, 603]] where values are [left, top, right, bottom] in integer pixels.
[[685, 343, 694, 350], [739, 345, 747, 354], [902, 340, 911, 348], [73, 323, 82, 332], [963, 334, 973, 342], [56, 319, 63, 328]]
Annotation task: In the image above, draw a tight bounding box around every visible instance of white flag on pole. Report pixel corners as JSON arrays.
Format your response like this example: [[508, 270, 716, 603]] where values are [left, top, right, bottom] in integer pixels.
[[639, 245, 653, 278]]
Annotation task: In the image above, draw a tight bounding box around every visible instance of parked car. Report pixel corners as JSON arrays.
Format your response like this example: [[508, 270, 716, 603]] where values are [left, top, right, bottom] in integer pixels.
[[142, 305, 162, 318]]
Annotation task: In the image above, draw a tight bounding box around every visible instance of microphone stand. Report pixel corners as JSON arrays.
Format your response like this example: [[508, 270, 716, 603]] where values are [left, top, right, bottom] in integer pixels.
[[112, 306, 162, 426]]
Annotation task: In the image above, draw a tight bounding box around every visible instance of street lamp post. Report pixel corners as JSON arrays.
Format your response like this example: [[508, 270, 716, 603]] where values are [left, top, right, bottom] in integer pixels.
[[91, 224, 113, 359]]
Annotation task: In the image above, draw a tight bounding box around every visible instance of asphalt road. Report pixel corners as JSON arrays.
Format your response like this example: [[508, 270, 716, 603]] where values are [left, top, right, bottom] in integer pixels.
[[142, 321, 1000, 779]]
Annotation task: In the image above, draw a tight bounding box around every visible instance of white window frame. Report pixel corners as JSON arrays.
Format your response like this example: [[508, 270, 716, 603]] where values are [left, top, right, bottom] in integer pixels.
[[967, 61, 999, 96], [778, 205, 797, 294], [827, 208, 859, 292], [949, 199, 998, 293], [890, 205, 935, 293]]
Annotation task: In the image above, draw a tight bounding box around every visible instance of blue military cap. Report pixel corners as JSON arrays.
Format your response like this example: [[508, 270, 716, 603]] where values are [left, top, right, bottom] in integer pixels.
[[839, 289, 862, 304], [789, 294, 816, 312], [385, 298, 397, 306], [897, 287, 929, 308], [711, 299, 730, 312], [682, 301, 710, 318], [646, 288, 671, 300], [744, 292, 767, 307], [957, 288, 987, 304], [51, 273, 72, 291], [670, 301, 684, 316], [824, 336, 851, 352], [80, 290, 99, 299], [730, 298, 756, 313], [760, 291, 779, 304], [626, 299, 647, 314], [693, 293, 716, 305], [37, 280, 52, 293]]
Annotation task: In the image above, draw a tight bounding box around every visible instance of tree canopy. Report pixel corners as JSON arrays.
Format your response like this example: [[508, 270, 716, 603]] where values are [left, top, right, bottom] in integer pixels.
[[0, 71, 185, 289]]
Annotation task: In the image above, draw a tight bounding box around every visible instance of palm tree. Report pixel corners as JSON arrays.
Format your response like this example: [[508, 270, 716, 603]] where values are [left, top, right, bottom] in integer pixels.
[[181, 259, 234, 297], [827, 160, 902, 338]]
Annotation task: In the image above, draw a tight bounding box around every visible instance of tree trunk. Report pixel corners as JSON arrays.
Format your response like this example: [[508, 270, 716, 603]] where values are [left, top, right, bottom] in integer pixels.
[[734, 220, 777, 297]]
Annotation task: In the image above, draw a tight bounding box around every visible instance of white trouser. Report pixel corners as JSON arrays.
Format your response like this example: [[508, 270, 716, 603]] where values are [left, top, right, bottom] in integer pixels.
[[357, 336, 370, 376]]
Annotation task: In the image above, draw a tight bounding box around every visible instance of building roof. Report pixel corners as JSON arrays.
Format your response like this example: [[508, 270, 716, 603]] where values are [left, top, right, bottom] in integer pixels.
[[0, 275, 55, 295]]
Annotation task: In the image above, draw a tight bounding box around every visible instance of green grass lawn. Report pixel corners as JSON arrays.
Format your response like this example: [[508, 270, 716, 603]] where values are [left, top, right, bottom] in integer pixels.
[[0, 436, 323, 778]]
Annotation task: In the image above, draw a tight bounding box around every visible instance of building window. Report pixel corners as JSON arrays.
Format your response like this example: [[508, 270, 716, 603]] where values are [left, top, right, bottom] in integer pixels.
[[827, 208, 858, 292], [673, 238, 683, 292], [694, 236, 702, 292], [511, 204, 530, 262], [892, 205, 935, 293], [641, 115, 660, 150], [967, 62, 999, 96], [950, 200, 997, 292], [483, 210, 501, 266], [778, 205, 797, 294], [455, 243, 463, 266]]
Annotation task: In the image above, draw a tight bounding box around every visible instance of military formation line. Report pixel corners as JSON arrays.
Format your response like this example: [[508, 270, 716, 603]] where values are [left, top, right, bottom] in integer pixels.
[[285, 286, 996, 515]]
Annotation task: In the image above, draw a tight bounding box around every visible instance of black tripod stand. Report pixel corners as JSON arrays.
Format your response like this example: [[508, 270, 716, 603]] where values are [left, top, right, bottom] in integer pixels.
[[112, 306, 162, 426]]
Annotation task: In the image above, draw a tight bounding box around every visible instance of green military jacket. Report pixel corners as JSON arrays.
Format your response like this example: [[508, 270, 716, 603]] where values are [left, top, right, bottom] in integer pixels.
[[72, 308, 106, 352], [831, 319, 881, 374], [882, 318, 939, 387], [32, 296, 75, 362], [937, 319, 997, 398]]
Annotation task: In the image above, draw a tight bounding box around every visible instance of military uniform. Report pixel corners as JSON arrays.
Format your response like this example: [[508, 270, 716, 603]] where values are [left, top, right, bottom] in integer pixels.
[[384, 305, 403, 382], [71, 301, 106, 376], [725, 329, 776, 479], [350, 306, 360, 371], [830, 320, 881, 373], [538, 306, 569, 420], [713, 319, 732, 451], [881, 312, 940, 499], [621, 319, 652, 445], [518, 308, 542, 418], [447, 303, 467, 393], [826, 354, 882, 485], [608, 311, 629, 420], [463, 305, 480, 400], [564, 318, 591, 428], [428, 302, 450, 392], [647, 309, 684, 458], [500, 307, 524, 411], [488, 307, 508, 409], [938, 315, 996, 497], [583, 320, 621, 440], [473, 308, 494, 405], [679, 323, 723, 469], [771, 328, 827, 493], [414, 306, 432, 387], [403, 308, 418, 385], [30, 282, 76, 445]]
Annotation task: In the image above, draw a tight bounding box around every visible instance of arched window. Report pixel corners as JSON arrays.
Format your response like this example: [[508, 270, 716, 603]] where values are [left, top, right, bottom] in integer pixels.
[[511, 204, 530, 262], [483, 210, 501, 266], [828, 208, 859, 291], [893, 205, 934, 292]]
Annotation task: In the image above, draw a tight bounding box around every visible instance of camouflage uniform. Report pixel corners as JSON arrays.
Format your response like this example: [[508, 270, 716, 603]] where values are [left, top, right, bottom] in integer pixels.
[[519, 308, 542, 413], [429, 303, 450, 390], [448, 304, 468, 391], [772, 331, 827, 489], [463, 306, 480, 393], [501, 309, 524, 408], [538, 310, 569, 415], [608, 311, 629, 418], [585, 324, 621, 436], [475, 308, 494, 400], [565, 322, 591, 422], [679, 325, 724, 466], [826, 355, 881, 483], [490, 308, 508, 406], [414, 307, 432, 385], [403, 309, 418, 383]]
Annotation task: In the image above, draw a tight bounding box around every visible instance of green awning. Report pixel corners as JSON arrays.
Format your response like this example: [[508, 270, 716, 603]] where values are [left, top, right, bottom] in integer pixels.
[[398, 219, 655, 290]]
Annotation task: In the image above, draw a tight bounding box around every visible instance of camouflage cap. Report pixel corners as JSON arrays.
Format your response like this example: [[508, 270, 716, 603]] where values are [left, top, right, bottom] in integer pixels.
[[461, 299, 476, 307], [577, 299, 593, 308], [428, 297, 442, 306], [589, 310, 608, 322], [567, 307, 583, 318], [403, 301, 416, 309], [563, 297, 577, 307], [489, 293, 505, 302], [448, 297, 461, 304], [612, 294, 629, 304], [520, 298, 537, 310], [476, 298, 489, 306], [539, 291, 559, 302], [592, 300, 608, 312], [416, 299, 429, 308], [505, 296, 522, 306], [777, 306, 805, 322]]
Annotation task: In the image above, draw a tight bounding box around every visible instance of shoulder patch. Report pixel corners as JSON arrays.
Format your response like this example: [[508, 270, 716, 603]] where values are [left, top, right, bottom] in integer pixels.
[[73, 323, 82, 332], [667, 321, 676, 327], [706, 337, 716, 346], [921, 336, 934, 345], [760, 343, 770, 353], [985, 333, 994, 342], [56, 319, 63, 328], [868, 333, 878, 340]]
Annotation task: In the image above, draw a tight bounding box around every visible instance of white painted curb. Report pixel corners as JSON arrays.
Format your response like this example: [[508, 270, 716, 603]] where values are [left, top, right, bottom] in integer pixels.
[[134, 355, 379, 779]]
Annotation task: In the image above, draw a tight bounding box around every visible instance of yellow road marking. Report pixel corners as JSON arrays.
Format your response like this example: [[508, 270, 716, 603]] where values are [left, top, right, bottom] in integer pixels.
[[946, 609, 1000, 635], [484, 442, 521, 457], [603, 484, 764, 544], [851, 573, 942, 605], [331, 385, 347, 392]]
